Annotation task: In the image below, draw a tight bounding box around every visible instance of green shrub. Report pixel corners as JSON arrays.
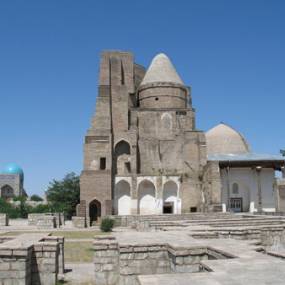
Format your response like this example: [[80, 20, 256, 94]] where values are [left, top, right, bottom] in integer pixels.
[[100, 217, 114, 232], [30, 194, 43, 202]]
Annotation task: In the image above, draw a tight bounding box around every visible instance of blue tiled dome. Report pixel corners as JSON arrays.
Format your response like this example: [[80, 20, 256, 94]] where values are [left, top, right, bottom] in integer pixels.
[[2, 163, 24, 178]]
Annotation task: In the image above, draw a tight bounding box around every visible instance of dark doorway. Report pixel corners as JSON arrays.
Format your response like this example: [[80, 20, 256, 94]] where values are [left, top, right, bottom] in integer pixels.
[[89, 199, 101, 226], [229, 198, 243, 213], [163, 202, 174, 214]]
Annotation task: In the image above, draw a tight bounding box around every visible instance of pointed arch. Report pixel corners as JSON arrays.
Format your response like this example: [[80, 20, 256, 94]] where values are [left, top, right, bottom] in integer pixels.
[[1, 184, 14, 199], [89, 199, 101, 226], [163, 180, 178, 214], [114, 140, 131, 174], [114, 180, 131, 215], [138, 179, 156, 215]]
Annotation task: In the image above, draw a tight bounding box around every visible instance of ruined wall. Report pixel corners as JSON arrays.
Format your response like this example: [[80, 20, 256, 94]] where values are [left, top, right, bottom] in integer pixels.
[[0, 234, 63, 285], [202, 161, 222, 211]]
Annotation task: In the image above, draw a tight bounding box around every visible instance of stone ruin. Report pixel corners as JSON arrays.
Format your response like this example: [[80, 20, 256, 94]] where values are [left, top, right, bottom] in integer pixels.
[[93, 213, 285, 285], [0, 233, 64, 285], [27, 213, 64, 229]]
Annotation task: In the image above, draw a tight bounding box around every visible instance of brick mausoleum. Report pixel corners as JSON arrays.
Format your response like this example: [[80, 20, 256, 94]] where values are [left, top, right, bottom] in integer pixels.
[[76, 51, 285, 225]]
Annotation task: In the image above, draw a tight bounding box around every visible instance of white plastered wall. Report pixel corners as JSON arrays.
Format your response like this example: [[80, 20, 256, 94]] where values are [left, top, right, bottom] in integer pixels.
[[114, 177, 132, 215], [162, 176, 181, 214], [220, 167, 276, 212]]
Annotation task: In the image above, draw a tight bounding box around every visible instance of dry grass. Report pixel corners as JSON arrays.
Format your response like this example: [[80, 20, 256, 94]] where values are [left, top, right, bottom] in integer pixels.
[[51, 230, 104, 239], [64, 241, 93, 263]]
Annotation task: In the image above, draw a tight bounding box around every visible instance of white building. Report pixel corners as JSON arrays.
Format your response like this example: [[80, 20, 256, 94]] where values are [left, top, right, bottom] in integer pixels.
[[206, 123, 284, 213]]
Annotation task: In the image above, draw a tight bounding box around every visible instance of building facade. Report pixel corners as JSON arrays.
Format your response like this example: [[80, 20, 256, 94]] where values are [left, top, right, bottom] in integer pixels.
[[77, 51, 285, 223], [0, 163, 26, 199]]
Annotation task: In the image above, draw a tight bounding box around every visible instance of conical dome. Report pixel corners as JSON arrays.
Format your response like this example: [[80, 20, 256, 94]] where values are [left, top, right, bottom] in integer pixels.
[[206, 123, 250, 155], [140, 53, 184, 86], [138, 53, 188, 109]]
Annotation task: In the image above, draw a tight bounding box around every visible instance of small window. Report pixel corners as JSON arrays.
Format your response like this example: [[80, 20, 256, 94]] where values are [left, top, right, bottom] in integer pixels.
[[232, 183, 239, 194], [190, 207, 197, 213], [176, 111, 187, 115], [100, 157, 106, 170]]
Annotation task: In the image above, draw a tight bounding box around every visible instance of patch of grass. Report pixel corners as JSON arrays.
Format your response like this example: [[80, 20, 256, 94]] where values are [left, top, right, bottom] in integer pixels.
[[64, 241, 93, 263]]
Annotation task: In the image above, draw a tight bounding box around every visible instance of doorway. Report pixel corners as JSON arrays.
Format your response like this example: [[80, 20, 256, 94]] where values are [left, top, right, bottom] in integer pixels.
[[163, 202, 174, 214], [229, 198, 242, 212], [89, 199, 101, 226]]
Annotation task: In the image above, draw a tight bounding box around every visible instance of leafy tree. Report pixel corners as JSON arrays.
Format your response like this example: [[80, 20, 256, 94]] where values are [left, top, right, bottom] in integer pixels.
[[46, 172, 80, 219], [30, 194, 44, 202], [0, 198, 20, 218]]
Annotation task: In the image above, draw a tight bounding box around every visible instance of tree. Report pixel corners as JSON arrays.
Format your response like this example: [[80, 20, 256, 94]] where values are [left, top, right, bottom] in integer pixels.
[[280, 149, 285, 157], [46, 172, 80, 219], [30, 194, 43, 202]]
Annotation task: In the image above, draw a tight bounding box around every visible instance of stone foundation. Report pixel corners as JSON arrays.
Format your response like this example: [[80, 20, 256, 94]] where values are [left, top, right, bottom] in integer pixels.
[[93, 235, 235, 285], [0, 233, 64, 285]]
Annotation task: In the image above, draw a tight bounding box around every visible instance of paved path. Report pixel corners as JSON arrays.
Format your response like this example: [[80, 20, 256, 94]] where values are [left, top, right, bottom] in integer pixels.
[[63, 263, 94, 285]]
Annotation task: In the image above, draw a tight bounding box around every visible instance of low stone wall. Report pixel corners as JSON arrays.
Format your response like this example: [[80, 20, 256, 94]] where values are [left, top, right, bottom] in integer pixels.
[[0, 233, 64, 285], [110, 213, 232, 229], [43, 236, 65, 275], [93, 236, 235, 285], [94, 236, 120, 285], [32, 242, 59, 285], [28, 213, 64, 229], [260, 227, 285, 249], [0, 213, 9, 226], [72, 216, 87, 228], [0, 245, 32, 284]]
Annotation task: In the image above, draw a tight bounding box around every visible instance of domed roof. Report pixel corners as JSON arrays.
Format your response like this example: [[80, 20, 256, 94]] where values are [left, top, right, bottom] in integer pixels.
[[206, 123, 250, 155], [140, 53, 184, 86], [1, 163, 24, 177]]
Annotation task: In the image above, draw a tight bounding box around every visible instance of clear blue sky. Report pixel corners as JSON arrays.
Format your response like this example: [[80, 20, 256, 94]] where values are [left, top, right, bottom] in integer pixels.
[[0, 0, 284, 195]]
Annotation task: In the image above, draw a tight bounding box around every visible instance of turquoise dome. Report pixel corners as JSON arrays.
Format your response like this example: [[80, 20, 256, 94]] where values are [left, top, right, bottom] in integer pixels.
[[2, 163, 24, 178]]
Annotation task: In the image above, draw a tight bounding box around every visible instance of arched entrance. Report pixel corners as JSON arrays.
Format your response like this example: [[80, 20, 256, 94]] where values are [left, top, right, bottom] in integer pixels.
[[89, 199, 101, 226], [1, 185, 14, 200], [163, 181, 178, 214], [138, 180, 156, 215], [114, 180, 131, 215]]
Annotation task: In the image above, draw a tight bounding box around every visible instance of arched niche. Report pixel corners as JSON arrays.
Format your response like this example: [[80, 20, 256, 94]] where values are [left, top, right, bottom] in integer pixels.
[[114, 180, 131, 215], [114, 140, 131, 174], [89, 199, 101, 226], [163, 181, 178, 214], [138, 179, 156, 215], [1, 185, 14, 200]]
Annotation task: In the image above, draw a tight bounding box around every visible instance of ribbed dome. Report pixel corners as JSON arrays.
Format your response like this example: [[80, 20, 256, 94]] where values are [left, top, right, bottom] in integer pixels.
[[206, 123, 250, 155], [140, 53, 184, 86]]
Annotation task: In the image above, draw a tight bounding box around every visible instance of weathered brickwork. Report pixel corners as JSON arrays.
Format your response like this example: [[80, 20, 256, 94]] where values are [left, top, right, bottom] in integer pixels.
[[78, 51, 220, 225]]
